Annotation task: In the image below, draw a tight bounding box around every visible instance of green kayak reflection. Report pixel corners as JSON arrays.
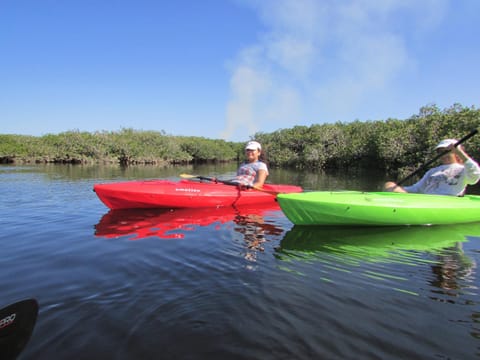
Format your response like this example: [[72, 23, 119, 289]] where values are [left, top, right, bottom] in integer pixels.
[[277, 224, 480, 262], [277, 224, 479, 297]]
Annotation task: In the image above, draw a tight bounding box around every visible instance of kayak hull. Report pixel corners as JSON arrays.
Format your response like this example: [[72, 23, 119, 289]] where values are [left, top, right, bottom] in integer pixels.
[[94, 179, 302, 210], [277, 191, 480, 226]]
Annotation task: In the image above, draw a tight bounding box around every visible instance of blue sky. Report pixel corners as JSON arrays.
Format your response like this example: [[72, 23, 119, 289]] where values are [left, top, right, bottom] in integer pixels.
[[1, 0, 479, 142]]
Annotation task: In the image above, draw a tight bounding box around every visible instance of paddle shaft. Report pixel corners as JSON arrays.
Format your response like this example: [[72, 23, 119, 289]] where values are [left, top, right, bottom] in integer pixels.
[[396, 128, 479, 186], [189, 175, 239, 186], [179, 174, 280, 195]]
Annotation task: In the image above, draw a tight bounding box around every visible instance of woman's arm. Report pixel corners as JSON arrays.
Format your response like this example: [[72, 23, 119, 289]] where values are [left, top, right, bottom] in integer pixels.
[[253, 169, 268, 188]]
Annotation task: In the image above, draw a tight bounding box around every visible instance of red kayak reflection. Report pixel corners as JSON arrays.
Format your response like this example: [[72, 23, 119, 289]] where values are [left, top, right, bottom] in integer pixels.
[[94, 203, 285, 240]]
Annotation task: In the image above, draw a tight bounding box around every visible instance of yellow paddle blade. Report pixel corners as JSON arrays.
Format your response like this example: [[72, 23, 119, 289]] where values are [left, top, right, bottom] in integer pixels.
[[179, 173, 198, 179]]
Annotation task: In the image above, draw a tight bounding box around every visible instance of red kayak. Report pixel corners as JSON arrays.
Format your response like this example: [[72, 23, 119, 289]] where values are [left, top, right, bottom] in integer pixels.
[[93, 179, 303, 210]]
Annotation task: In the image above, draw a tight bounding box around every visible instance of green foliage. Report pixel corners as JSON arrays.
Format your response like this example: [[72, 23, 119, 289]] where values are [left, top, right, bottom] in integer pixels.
[[0, 135, 29, 156], [0, 128, 238, 165], [256, 103, 480, 173], [178, 137, 236, 163], [0, 135, 44, 160], [105, 128, 191, 164], [2, 104, 479, 170]]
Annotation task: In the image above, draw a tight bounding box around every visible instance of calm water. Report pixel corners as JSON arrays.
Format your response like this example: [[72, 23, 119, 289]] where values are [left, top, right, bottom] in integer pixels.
[[2, 164, 480, 359]]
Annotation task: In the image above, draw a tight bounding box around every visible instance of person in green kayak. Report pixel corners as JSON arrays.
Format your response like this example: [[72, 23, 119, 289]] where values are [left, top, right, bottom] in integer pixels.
[[233, 140, 269, 188], [384, 139, 480, 196]]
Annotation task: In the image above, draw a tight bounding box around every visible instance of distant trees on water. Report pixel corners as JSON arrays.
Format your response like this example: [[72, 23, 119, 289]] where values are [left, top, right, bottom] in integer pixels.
[[1, 104, 479, 177], [0, 128, 239, 166]]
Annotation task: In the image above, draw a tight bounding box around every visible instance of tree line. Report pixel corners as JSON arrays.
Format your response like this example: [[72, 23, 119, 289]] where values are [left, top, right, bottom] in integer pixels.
[[256, 103, 480, 178], [1, 104, 479, 178], [0, 128, 239, 166]]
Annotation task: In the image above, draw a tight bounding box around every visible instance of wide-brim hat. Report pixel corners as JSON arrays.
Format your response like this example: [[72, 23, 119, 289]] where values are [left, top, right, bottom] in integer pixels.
[[435, 139, 457, 149]]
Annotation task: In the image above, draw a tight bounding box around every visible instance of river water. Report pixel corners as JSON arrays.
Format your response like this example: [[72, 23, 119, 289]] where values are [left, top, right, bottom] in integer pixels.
[[2, 163, 480, 359]]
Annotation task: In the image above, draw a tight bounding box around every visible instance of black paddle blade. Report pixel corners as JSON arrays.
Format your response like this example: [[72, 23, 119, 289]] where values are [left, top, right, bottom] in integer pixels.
[[0, 298, 39, 360]]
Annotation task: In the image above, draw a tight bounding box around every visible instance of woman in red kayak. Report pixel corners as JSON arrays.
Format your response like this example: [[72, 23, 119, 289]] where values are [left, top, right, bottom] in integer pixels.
[[233, 141, 269, 188], [384, 139, 480, 196]]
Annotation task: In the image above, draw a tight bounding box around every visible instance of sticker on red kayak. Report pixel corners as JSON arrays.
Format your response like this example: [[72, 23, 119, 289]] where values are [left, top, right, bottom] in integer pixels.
[[175, 188, 200, 193]]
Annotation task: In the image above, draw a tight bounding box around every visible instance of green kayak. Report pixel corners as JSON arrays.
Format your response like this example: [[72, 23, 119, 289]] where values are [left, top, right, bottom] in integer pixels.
[[276, 191, 480, 226]]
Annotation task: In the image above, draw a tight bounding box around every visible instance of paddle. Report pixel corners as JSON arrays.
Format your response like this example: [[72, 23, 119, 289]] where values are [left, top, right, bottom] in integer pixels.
[[396, 128, 479, 187], [179, 174, 281, 195], [0, 298, 39, 360]]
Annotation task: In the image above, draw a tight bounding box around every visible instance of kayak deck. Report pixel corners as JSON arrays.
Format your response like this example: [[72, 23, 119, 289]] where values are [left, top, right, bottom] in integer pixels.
[[277, 191, 480, 226]]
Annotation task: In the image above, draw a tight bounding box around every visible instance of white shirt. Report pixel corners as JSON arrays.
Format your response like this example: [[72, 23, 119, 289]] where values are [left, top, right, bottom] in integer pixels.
[[404, 159, 480, 196], [233, 161, 269, 186]]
